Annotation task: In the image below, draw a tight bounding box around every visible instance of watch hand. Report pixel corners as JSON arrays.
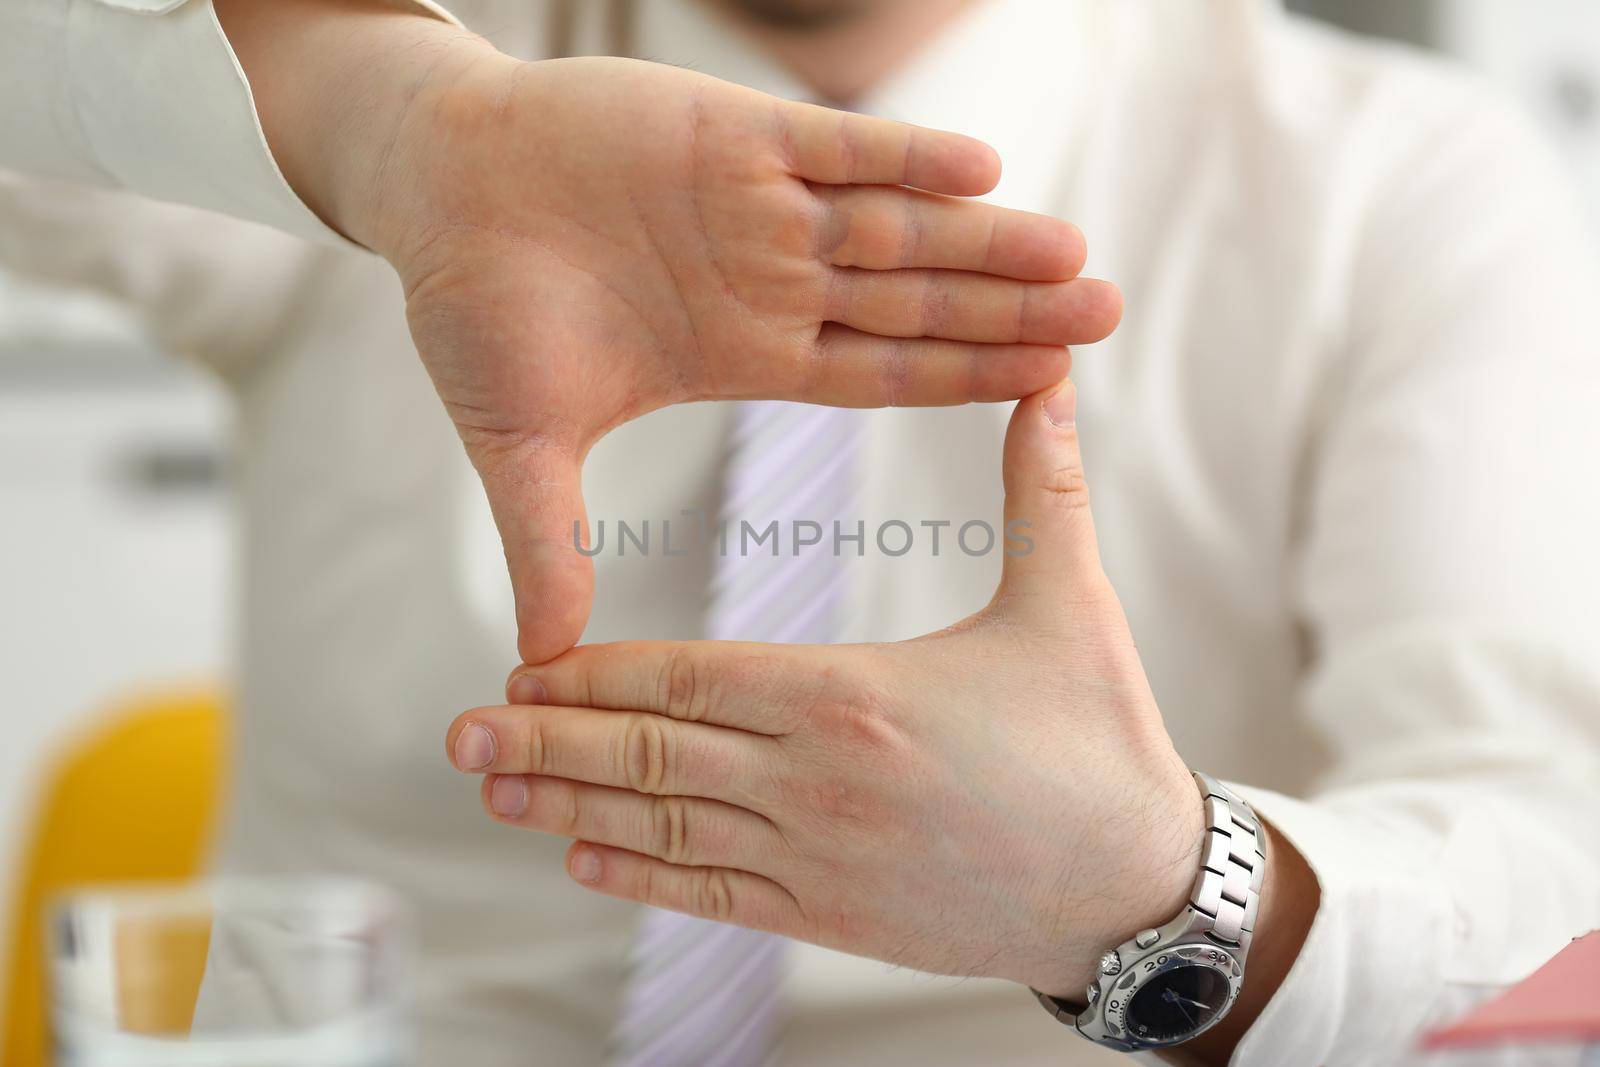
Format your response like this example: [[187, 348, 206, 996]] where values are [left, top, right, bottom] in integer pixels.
[[1172, 993, 1216, 1012], [1162, 988, 1197, 1028]]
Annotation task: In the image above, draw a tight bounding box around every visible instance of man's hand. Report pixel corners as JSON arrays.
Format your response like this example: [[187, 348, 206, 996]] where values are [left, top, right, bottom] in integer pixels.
[[447, 382, 1212, 996], [447, 381, 1319, 1059], [216, 0, 1122, 662]]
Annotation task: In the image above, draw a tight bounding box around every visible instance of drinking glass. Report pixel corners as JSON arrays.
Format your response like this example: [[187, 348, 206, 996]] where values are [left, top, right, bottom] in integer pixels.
[[49, 878, 411, 1067]]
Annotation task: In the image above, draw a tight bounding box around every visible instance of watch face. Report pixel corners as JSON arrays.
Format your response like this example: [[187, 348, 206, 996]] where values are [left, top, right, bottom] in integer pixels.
[[1123, 962, 1230, 1043]]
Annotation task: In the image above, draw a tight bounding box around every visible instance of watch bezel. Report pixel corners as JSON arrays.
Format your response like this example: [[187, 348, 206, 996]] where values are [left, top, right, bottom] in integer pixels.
[[1089, 940, 1244, 1049]]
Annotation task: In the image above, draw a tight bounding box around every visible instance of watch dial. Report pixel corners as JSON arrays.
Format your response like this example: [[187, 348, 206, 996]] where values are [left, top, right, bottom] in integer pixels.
[[1124, 963, 1229, 1042]]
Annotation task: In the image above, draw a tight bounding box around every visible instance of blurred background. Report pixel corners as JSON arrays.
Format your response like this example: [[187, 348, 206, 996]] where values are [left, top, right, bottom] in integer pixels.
[[3, 0, 1600, 1050]]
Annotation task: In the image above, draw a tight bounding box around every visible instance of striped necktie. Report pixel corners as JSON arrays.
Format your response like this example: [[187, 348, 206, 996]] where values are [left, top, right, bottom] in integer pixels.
[[609, 400, 861, 1067]]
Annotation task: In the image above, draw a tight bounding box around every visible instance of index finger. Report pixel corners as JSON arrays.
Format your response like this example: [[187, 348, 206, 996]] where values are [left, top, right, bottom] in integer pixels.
[[507, 641, 842, 736]]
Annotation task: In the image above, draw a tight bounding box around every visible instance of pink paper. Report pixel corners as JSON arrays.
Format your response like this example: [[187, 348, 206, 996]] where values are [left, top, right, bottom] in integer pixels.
[[1422, 931, 1600, 1050]]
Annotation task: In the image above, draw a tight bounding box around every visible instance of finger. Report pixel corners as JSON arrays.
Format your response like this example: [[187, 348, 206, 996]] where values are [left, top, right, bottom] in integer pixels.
[[804, 325, 1070, 406], [992, 380, 1111, 622], [507, 641, 832, 735], [447, 704, 772, 806], [566, 842, 808, 938], [825, 270, 1122, 346], [468, 438, 593, 665], [782, 103, 1000, 196], [482, 774, 792, 876], [814, 185, 1086, 281]]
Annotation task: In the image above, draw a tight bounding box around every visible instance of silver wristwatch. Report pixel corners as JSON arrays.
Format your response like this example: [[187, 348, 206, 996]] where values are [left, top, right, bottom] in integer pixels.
[[1032, 772, 1265, 1052]]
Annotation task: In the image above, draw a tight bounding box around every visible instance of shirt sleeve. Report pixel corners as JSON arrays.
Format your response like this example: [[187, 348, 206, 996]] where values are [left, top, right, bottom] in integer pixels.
[[0, 170, 323, 377], [0, 0, 461, 246], [1229, 75, 1600, 1065]]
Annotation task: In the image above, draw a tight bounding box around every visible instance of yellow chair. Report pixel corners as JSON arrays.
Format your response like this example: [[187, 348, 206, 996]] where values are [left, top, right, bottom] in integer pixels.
[[1, 689, 226, 1067]]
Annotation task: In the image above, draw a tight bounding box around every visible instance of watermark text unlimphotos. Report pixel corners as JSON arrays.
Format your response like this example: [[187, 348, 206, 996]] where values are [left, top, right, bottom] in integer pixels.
[[573, 511, 1034, 558]]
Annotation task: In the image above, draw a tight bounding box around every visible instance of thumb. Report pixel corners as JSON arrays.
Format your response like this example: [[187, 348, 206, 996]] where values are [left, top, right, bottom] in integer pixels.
[[992, 379, 1108, 623], [471, 440, 595, 665]]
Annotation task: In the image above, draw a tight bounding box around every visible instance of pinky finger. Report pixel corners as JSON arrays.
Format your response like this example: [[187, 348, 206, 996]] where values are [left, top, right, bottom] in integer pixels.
[[566, 842, 808, 936]]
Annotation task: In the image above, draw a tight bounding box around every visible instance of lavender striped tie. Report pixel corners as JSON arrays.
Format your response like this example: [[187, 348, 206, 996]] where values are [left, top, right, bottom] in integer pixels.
[[609, 401, 861, 1067]]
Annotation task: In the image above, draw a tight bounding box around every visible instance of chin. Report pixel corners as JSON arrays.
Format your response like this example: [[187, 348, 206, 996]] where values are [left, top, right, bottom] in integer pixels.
[[726, 0, 883, 31]]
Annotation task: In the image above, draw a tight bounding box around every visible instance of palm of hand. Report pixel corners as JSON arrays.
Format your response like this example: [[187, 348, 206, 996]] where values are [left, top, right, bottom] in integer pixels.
[[384, 56, 1121, 662]]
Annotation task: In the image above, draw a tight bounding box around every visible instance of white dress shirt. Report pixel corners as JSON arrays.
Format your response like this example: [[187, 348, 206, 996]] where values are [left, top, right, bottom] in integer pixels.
[[3, 1, 1599, 1064]]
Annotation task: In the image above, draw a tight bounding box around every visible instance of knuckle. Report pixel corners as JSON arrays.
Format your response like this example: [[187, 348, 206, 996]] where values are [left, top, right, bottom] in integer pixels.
[[526, 718, 553, 776], [801, 663, 906, 756], [690, 868, 739, 923], [898, 199, 924, 267], [1015, 284, 1034, 341], [661, 646, 714, 723], [787, 671, 903, 831], [632, 855, 658, 904], [622, 714, 674, 794], [897, 126, 918, 185], [981, 214, 1002, 274], [838, 115, 862, 182], [774, 99, 801, 170], [1039, 458, 1091, 509], [917, 274, 951, 334], [807, 693, 901, 755], [881, 337, 914, 407], [651, 796, 693, 865]]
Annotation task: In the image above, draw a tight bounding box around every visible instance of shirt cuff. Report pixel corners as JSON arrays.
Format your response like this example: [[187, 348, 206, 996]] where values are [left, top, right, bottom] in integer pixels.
[[1224, 784, 1455, 1066], [71, 0, 462, 246]]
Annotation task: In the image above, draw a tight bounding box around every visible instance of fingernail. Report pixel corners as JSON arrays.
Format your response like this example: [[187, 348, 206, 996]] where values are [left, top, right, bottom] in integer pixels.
[[454, 723, 496, 771], [570, 846, 602, 885], [1044, 380, 1076, 429], [490, 775, 528, 817], [508, 673, 546, 706]]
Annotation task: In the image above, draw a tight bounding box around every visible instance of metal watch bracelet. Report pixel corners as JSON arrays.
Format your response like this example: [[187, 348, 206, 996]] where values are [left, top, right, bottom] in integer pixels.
[[1031, 772, 1266, 1052]]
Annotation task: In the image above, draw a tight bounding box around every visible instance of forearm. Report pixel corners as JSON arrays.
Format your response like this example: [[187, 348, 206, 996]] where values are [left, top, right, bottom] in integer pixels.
[[214, 0, 495, 253]]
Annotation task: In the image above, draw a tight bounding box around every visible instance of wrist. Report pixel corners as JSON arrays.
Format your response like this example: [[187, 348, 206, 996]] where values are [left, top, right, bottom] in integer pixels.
[[215, 0, 500, 251], [1030, 758, 1206, 1000], [1028, 776, 1319, 1064]]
